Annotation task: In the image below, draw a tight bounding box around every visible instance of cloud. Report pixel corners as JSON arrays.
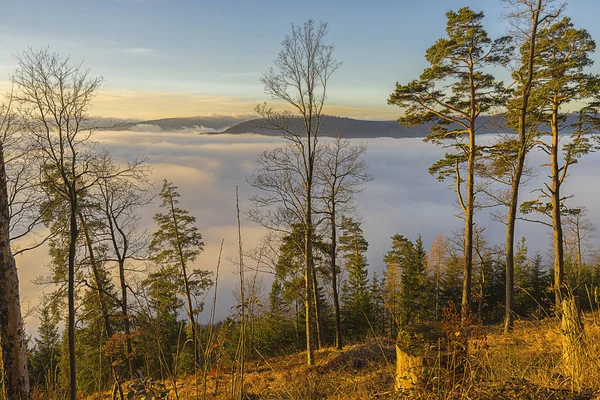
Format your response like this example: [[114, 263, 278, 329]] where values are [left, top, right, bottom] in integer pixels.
[[85, 88, 404, 120], [120, 47, 160, 57], [17, 130, 600, 337]]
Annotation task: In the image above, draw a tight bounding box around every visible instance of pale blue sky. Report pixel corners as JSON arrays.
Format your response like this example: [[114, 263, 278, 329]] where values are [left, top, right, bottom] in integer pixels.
[[0, 0, 599, 119]]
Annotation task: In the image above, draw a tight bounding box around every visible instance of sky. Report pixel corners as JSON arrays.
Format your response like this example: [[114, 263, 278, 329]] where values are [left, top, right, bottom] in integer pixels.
[[1, 0, 600, 120], [3, 0, 600, 334]]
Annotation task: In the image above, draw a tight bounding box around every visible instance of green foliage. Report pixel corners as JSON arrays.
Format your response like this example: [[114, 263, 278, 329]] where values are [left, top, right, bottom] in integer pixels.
[[520, 18, 600, 219], [149, 179, 213, 319], [150, 179, 204, 274], [28, 296, 61, 392], [339, 217, 372, 340], [383, 234, 430, 328], [389, 6, 511, 180]]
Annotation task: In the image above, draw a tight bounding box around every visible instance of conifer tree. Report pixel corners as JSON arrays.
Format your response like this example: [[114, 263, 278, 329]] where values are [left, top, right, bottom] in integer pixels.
[[369, 272, 385, 335], [382, 234, 406, 336], [400, 235, 428, 325], [520, 17, 600, 307], [514, 237, 531, 316], [30, 296, 61, 393], [486, 0, 563, 332], [382, 234, 428, 329], [150, 180, 213, 374], [429, 233, 450, 321], [389, 7, 511, 320], [339, 217, 371, 340]]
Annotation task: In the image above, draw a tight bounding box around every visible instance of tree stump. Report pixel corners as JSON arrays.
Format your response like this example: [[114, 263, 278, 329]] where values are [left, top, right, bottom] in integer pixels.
[[395, 322, 465, 391], [561, 296, 585, 388]]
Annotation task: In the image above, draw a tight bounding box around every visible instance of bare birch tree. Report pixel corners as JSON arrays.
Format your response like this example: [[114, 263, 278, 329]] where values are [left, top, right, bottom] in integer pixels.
[[250, 19, 340, 366], [96, 164, 152, 379], [315, 136, 371, 349], [12, 48, 139, 399]]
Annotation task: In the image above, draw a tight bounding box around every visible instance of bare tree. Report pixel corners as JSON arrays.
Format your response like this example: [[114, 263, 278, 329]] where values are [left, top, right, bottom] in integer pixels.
[[251, 19, 340, 366], [315, 135, 372, 349], [96, 163, 152, 379], [12, 48, 139, 399]]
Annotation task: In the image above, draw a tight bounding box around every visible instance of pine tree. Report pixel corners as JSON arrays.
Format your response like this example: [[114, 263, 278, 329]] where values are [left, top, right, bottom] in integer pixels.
[[428, 233, 449, 321], [382, 234, 407, 336], [403, 235, 429, 324], [382, 234, 429, 330], [440, 252, 464, 308], [521, 17, 600, 308], [389, 7, 511, 320], [529, 252, 551, 314]]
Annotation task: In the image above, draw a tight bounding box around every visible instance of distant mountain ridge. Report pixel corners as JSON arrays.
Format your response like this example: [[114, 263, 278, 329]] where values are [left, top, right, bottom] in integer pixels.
[[109, 115, 253, 133], [223, 115, 509, 138], [111, 114, 584, 138]]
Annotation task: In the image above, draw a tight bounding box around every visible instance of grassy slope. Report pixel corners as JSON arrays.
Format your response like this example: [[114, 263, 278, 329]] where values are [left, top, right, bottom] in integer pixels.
[[89, 315, 600, 399]]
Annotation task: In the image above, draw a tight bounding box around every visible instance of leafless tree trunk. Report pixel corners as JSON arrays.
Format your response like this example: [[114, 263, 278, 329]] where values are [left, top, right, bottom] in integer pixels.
[[97, 170, 151, 379], [13, 48, 141, 399], [78, 211, 124, 400], [233, 186, 245, 399], [312, 267, 324, 349], [0, 104, 30, 400]]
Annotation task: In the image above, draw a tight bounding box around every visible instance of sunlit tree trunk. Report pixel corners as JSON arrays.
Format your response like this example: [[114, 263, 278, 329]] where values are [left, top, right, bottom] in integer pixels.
[[0, 141, 30, 400]]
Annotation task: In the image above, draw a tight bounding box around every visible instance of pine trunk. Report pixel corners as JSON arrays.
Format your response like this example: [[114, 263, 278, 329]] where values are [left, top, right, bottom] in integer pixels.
[[551, 102, 565, 309], [504, 2, 542, 333], [461, 126, 475, 322]]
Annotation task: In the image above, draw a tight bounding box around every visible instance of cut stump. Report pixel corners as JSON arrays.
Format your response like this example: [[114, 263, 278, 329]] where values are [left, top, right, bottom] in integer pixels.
[[395, 322, 465, 391]]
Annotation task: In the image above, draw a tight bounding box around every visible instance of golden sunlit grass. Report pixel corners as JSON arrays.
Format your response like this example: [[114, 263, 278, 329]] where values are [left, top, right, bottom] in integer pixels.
[[84, 314, 600, 399]]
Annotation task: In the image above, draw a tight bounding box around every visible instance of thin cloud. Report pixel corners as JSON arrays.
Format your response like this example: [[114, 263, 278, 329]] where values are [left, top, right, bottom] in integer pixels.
[[121, 47, 160, 57]]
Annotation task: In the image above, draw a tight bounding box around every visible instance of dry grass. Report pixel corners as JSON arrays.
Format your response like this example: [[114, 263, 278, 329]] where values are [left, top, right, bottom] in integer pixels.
[[84, 314, 600, 399]]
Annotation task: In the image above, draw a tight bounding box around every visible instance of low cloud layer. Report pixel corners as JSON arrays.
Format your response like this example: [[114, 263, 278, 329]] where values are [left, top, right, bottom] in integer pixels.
[[17, 130, 600, 335]]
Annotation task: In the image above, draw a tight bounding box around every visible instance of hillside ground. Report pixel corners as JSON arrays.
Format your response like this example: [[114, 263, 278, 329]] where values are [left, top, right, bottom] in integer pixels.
[[89, 314, 600, 400]]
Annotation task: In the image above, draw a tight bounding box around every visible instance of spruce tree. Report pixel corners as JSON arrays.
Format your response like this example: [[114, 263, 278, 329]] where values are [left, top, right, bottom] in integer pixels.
[[339, 217, 371, 340], [30, 296, 61, 392], [150, 180, 213, 373]]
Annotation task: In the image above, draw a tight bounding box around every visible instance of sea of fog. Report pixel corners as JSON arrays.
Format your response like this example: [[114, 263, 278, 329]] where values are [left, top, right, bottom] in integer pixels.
[[16, 130, 600, 334]]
